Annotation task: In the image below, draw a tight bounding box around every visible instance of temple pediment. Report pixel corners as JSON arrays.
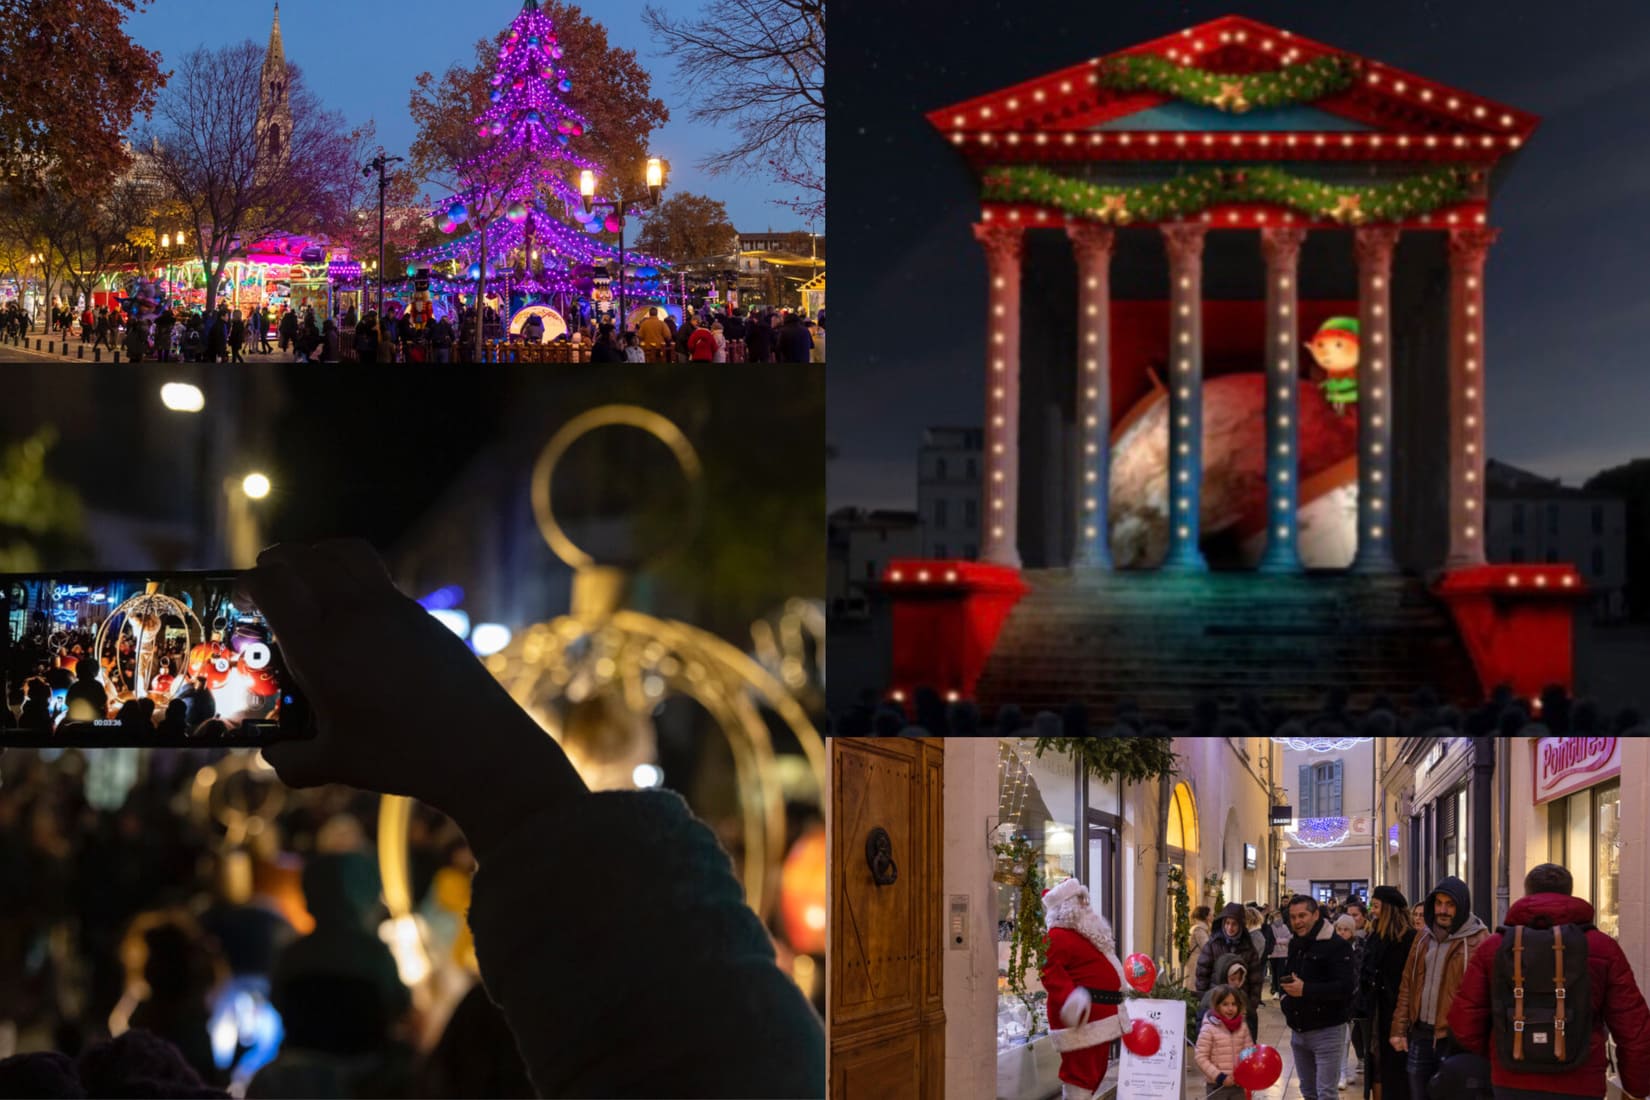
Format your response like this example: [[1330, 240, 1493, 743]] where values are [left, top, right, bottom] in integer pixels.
[[928, 14, 1538, 166]]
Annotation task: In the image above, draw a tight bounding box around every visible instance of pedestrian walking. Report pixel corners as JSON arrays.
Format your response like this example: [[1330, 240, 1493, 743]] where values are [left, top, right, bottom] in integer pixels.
[[1195, 903, 1265, 1042], [1335, 914, 1367, 1089], [1390, 875, 1489, 1100], [1269, 906, 1293, 998], [229, 310, 246, 363], [1448, 862, 1650, 1100], [1195, 985, 1254, 1100], [1280, 893, 1356, 1100], [1189, 906, 1213, 961], [1360, 886, 1414, 1100], [279, 307, 298, 354], [258, 307, 274, 353]]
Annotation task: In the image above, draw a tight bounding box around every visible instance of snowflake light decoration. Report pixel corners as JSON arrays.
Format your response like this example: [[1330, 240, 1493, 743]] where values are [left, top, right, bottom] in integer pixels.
[[1286, 816, 1352, 848]]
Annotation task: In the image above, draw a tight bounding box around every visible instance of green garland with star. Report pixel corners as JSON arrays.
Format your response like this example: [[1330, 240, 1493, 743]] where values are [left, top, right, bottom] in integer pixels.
[[981, 164, 1479, 224], [1100, 53, 1356, 113]]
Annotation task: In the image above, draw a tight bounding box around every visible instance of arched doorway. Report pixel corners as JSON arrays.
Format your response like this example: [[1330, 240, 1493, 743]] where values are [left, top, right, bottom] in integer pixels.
[[1222, 807, 1243, 906], [1166, 781, 1199, 974]]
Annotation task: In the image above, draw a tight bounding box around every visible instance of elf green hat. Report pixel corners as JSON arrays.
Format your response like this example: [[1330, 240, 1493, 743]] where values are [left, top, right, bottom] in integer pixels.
[[1310, 316, 1360, 342]]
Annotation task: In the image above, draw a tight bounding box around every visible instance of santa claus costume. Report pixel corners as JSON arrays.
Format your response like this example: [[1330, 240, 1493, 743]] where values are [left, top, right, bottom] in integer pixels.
[[1041, 877, 1128, 1100]]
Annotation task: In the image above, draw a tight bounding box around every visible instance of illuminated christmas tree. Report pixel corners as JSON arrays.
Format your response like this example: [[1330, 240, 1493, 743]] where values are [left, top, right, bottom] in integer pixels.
[[407, 0, 667, 346]]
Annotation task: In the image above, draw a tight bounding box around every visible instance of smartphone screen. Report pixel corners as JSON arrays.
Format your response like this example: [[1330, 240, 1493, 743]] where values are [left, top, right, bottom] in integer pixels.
[[1, 572, 311, 747]]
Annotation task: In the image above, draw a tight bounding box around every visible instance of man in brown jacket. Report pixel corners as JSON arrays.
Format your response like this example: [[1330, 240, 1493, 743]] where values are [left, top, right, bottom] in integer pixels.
[[1389, 874, 1488, 1100], [636, 307, 671, 361]]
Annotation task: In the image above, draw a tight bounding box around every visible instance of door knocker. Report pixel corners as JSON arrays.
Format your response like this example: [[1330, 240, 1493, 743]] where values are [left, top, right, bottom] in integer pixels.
[[866, 827, 898, 886]]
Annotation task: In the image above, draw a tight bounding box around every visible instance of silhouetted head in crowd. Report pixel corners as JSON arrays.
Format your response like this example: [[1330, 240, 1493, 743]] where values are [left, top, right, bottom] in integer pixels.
[[913, 687, 947, 736], [950, 701, 981, 737], [872, 706, 903, 738], [1061, 702, 1088, 739]]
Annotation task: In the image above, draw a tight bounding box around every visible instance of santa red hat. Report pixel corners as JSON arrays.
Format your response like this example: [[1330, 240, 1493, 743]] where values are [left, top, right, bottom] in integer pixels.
[[1043, 877, 1088, 911]]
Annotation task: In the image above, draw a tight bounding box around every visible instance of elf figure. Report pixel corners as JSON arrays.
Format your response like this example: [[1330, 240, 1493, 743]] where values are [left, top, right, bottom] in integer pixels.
[[1305, 316, 1360, 416], [1041, 878, 1128, 1100]]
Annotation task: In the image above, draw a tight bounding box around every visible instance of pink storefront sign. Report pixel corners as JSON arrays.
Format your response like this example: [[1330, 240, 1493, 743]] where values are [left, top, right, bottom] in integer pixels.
[[1532, 736, 1621, 805]]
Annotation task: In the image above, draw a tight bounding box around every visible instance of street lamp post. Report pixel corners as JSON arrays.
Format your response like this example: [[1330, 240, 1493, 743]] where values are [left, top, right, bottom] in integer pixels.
[[581, 157, 667, 332], [364, 153, 405, 319]]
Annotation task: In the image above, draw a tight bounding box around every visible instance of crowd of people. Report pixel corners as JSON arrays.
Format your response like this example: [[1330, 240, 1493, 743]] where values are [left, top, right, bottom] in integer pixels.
[[0, 540, 825, 1099], [3, 297, 825, 365]]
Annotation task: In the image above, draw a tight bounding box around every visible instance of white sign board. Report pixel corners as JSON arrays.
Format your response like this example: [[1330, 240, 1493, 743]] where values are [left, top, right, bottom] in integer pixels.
[[1533, 736, 1621, 805], [1115, 998, 1186, 1100]]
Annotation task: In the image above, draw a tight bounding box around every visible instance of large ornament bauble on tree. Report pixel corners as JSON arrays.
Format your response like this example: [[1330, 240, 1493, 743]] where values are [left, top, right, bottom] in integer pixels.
[[507, 201, 529, 224], [527, 35, 539, 46], [1121, 1019, 1161, 1057], [447, 202, 469, 224], [491, 74, 504, 86], [603, 214, 622, 233], [570, 122, 584, 136], [525, 110, 541, 124], [1122, 953, 1157, 993], [551, 45, 563, 60], [513, 77, 526, 90], [439, 218, 458, 235], [492, 121, 506, 136], [1233, 1045, 1283, 1090], [489, 89, 502, 103], [557, 133, 571, 147], [558, 78, 573, 93], [584, 219, 603, 235]]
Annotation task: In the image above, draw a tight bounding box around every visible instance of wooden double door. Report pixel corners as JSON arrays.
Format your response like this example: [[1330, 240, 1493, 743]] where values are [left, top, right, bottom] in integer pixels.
[[829, 737, 945, 1100]]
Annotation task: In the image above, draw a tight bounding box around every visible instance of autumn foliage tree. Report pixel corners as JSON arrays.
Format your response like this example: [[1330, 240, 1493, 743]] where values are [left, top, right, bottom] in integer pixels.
[[632, 193, 739, 265], [0, 0, 166, 196]]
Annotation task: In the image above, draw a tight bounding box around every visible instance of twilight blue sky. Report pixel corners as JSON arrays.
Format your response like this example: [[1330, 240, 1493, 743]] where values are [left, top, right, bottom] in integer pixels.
[[124, 0, 810, 233]]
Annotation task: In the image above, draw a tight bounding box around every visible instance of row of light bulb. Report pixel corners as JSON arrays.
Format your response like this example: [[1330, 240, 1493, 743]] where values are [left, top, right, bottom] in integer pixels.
[[976, 206, 1490, 228], [953, 130, 1522, 151]]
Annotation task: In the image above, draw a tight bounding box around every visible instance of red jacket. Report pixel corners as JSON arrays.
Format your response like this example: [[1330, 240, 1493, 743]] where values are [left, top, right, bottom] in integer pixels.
[[688, 326, 718, 362], [1448, 893, 1650, 1098], [1042, 925, 1124, 1053]]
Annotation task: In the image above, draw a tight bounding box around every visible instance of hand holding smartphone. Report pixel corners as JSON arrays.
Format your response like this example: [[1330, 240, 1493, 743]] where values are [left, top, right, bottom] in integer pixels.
[[2, 572, 311, 747]]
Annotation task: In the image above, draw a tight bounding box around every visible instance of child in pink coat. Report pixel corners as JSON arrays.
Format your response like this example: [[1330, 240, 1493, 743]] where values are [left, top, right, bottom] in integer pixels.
[[1194, 984, 1253, 1099]]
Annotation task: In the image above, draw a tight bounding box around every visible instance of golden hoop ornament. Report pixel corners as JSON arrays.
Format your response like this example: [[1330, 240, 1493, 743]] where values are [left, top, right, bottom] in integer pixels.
[[376, 407, 823, 925]]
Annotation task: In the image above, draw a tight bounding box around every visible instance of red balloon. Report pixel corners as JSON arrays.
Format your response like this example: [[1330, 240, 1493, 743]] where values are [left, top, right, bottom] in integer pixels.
[[1232, 1044, 1283, 1090], [1120, 1018, 1160, 1057], [1122, 952, 1157, 993]]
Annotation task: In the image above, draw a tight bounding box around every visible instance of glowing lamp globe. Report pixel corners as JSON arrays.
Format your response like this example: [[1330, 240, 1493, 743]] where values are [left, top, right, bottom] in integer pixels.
[[779, 825, 826, 955], [1121, 1019, 1161, 1057], [447, 202, 468, 224], [507, 201, 529, 224], [468, 264, 482, 280], [603, 214, 622, 233], [558, 78, 573, 92], [406, 264, 418, 278]]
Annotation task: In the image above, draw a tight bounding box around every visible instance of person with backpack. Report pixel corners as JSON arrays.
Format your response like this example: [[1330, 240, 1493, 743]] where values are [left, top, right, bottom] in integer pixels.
[[1281, 893, 1358, 1100], [1448, 862, 1650, 1100], [1390, 875, 1489, 1100]]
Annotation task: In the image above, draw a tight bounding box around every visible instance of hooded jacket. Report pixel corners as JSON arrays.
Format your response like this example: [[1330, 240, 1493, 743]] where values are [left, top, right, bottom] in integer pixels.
[[1194, 903, 1264, 1010], [1196, 952, 1250, 1021], [1391, 875, 1488, 1042], [1281, 913, 1356, 1033], [1448, 892, 1650, 1099]]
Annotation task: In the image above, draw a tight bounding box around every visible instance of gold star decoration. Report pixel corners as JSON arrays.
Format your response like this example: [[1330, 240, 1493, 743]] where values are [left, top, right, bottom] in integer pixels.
[[1330, 194, 1366, 224], [1212, 81, 1250, 113]]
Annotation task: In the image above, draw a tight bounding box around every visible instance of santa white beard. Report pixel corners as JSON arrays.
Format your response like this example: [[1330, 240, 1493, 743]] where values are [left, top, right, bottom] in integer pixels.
[[1046, 901, 1128, 993]]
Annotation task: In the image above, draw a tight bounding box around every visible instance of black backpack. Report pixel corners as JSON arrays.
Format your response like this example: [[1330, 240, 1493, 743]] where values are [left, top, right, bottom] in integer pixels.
[[1490, 918, 1593, 1072]]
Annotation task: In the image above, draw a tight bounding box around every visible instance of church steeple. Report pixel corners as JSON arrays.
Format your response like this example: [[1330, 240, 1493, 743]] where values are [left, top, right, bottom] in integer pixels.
[[257, 2, 291, 177], [266, 2, 285, 69]]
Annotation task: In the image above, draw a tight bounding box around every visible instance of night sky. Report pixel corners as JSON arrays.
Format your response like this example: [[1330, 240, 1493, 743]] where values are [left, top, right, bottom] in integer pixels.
[[827, 0, 1650, 512], [122, 0, 803, 232]]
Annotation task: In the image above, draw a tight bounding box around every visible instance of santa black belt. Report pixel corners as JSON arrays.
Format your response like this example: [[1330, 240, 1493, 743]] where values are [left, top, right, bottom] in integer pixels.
[[1084, 988, 1126, 1005]]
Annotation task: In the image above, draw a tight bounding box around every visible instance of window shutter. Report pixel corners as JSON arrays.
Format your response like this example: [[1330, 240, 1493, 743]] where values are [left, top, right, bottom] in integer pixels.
[[1300, 765, 1312, 817], [1439, 790, 1458, 837], [1332, 760, 1343, 817]]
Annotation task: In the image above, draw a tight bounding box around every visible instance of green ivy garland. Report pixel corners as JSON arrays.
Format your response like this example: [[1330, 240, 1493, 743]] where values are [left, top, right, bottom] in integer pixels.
[[982, 163, 1479, 225], [1168, 864, 1193, 963], [1031, 735, 1180, 783], [995, 836, 1049, 1032], [1204, 870, 1225, 915], [1099, 54, 1356, 113]]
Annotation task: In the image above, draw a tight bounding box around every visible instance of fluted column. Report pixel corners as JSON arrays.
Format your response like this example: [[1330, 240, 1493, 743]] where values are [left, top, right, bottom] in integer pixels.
[[1258, 227, 1308, 573], [973, 222, 1024, 568], [1068, 223, 1116, 569], [1351, 226, 1402, 573], [1161, 222, 1209, 571], [1446, 227, 1499, 569]]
